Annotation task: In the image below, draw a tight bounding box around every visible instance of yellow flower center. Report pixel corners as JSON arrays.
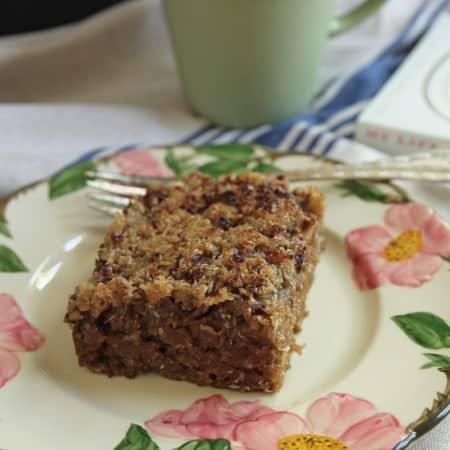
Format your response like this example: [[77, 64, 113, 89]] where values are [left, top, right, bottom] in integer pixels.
[[278, 434, 348, 450], [383, 230, 423, 262]]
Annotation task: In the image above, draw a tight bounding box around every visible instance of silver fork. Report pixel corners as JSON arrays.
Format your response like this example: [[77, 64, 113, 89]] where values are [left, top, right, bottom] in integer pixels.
[[86, 149, 450, 215]]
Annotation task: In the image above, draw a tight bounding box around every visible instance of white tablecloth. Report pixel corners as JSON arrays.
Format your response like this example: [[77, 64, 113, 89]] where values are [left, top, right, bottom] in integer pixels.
[[0, 0, 448, 448]]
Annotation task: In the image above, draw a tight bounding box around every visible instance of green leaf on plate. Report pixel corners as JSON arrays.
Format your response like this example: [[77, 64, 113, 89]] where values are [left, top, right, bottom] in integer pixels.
[[198, 159, 248, 178], [0, 244, 28, 272], [392, 312, 450, 349], [174, 439, 231, 450], [0, 216, 12, 238], [421, 353, 450, 369], [113, 424, 159, 450], [48, 161, 97, 200], [335, 180, 389, 203], [252, 162, 280, 173], [196, 144, 255, 161], [165, 149, 196, 177]]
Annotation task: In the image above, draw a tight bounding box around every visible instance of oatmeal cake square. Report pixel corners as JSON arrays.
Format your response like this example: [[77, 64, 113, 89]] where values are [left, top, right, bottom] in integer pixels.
[[65, 172, 324, 392]]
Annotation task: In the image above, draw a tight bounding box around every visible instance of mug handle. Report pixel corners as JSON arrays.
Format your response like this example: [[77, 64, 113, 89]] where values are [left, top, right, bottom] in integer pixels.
[[329, 0, 387, 37]]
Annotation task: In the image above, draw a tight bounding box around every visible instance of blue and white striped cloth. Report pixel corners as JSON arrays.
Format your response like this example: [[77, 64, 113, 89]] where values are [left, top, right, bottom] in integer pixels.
[[181, 0, 450, 155]]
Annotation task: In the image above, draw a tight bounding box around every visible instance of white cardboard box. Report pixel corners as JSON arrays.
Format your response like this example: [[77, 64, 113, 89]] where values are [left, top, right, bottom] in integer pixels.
[[356, 14, 450, 154]]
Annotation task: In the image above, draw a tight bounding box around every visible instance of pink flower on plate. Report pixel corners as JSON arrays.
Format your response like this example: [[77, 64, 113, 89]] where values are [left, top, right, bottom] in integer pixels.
[[145, 393, 405, 450], [114, 149, 173, 178], [145, 394, 274, 440], [236, 393, 405, 450], [0, 293, 45, 388], [345, 203, 450, 290]]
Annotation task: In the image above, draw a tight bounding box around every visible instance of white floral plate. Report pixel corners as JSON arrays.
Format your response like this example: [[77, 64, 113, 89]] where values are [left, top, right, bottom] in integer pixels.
[[0, 145, 449, 450]]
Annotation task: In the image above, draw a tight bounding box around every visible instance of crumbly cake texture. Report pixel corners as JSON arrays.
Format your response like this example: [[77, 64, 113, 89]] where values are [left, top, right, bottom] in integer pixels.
[[65, 172, 324, 392]]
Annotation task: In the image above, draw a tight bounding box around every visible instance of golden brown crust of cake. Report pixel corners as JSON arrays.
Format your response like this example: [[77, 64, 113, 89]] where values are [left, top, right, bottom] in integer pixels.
[[65, 172, 324, 392]]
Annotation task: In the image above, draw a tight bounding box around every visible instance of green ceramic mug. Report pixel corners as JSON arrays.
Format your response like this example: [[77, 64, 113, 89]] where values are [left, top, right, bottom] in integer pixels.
[[163, 0, 387, 128]]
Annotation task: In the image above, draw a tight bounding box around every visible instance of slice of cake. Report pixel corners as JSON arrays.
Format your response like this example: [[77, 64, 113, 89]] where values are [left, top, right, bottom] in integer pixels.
[[65, 172, 324, 392]]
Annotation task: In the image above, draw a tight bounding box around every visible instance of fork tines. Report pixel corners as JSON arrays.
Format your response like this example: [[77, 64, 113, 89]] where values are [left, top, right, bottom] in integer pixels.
[[86, 170, 179, 215]]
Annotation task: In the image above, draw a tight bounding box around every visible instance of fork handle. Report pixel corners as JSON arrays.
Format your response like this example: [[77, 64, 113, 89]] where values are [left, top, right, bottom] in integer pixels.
[[286, 168, 450, 182]]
